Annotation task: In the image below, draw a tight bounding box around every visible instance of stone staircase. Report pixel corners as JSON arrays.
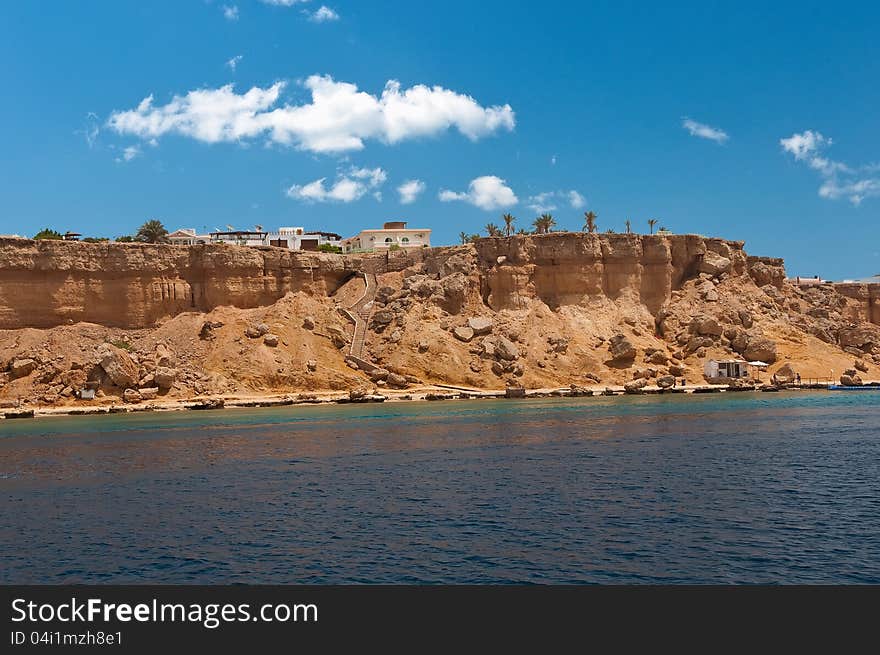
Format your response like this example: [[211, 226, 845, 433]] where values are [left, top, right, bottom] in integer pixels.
[[339, 272, 377, 359]]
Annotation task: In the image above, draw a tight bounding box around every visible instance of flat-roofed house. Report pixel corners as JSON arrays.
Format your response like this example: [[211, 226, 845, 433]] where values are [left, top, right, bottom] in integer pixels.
[[341, 221, 431, 253], [266, 227, 342, 251], [167, 228, 210, 245]]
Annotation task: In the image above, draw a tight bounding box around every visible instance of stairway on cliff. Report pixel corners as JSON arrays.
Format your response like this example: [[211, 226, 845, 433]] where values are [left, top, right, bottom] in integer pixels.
[[339, 272, 377, 359]]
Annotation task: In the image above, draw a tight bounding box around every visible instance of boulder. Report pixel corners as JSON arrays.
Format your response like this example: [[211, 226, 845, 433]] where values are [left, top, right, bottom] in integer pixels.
[[417, 340, 429, 353], [738, 310, 753, 328], [326, 325, 349, 348], [854, 359, 869, 373], [263, 334, 279, 347], [369, 368, 390, 382], [139, 387, 159, 400], [153, 366, 177, 390], [491, 361, 505, 375], [155, 344, 176, 368], [306, 359, 318, 372], [743, 336, 777, 363], [10, 358, 37, 379], [839, 326, 877, 352], [467, 317, 494, 335], [840, 373, 862, 386], [624, 378, 648, 393], [691, 316, 723, 337], [656, 375, 675, 389], [371, 310, 395, 327], [698, 251, 732, 277], [495, 337, 520, 361], [97, 344, 139, 388], [774, 362, 797, 384], [647, 351, 668, 365], [123, 388, 142, 403], [386, 373, 408, 388], [302, 316, 315, 330], [609, 334, 636, 361], [453, 326, 475, 342]]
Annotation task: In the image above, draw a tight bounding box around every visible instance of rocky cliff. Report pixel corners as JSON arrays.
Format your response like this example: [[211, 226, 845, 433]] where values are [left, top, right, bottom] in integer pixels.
[[1, 233, 878, 405]]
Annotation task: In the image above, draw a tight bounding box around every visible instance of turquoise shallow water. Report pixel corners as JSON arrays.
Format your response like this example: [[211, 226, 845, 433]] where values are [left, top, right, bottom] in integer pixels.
[[2, 391, 879, 583]]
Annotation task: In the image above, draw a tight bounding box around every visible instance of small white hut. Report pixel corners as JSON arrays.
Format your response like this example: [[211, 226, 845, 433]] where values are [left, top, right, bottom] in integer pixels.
[[704, 359, 751, 381]]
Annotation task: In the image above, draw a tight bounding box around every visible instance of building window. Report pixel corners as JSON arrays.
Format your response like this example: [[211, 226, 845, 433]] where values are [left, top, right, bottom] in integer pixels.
[[401, 237, 410, 243], [385, 237, 393, 243]]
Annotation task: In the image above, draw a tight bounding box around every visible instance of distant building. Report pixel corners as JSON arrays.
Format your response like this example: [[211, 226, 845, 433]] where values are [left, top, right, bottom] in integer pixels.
[[209, 229, 269, 247], [341, 221, 431, 254], [704, 359, 767, 381], [167, 228, 210, 245], [266, 227, 342, 251]]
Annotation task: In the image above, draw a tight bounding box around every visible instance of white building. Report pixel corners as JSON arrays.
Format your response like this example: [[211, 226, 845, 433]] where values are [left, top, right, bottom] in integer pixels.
[[167, 228, 210, 245], [266, 227, 342, 251], [172, 226, 342, 251], [341, 221, 431, 254], [704, 359, 767, 381]]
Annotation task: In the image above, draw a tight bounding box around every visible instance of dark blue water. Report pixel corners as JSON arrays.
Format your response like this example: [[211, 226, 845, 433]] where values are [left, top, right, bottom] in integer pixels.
[[2, 391, 879, 583]]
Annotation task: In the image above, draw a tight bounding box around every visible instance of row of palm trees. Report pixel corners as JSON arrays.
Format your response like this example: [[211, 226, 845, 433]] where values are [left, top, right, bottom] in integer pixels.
[[460, 212, 668, 243]]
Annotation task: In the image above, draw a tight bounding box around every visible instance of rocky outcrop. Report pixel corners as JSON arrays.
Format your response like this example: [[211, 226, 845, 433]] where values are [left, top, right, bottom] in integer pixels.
[[97, 343, 139, 388]]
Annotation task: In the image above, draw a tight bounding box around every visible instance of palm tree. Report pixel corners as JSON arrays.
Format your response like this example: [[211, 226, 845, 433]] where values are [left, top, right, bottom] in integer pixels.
[[583, 210, 598, 233], [459, 231, 469, 245], [136, 219, 169, 243], [484, 223, 502, 237], [647, 219, 658, 235], [625, 219, 632, 234], [533, 213, 556, 234], [606, 228, 616, 234], [502, 213, 516, 237]]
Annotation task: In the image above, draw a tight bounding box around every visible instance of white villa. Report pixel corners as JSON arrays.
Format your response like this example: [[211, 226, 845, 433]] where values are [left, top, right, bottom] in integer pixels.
[[341, 221, 431, 254], [170, 226, 342, 251], [167, 228, 210, 245]]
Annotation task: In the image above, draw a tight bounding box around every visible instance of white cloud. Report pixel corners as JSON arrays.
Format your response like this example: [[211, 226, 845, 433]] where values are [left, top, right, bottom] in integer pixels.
[[568, 190, 585, 209], [682, 117, 729, 144], [115, 145, 141, 163], [222, 5, 239, 21], [526, 189, 585, 213], [439, 175, 518, 211], [260, 0, 310, 5], [781, 130, 878, 205], [78, 112, 100, 148], [308, 6, 339, 22], [108, 75, 515, 154], [397, 179, 426, 204], [286, 166, 386, 203], [226, 55, 243, 71], [550, 154, 557, 166]]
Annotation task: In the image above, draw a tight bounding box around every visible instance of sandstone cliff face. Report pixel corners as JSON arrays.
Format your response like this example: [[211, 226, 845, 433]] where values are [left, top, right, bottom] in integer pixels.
[[0, 238, 355, 328], [1, 233, 878, 404]]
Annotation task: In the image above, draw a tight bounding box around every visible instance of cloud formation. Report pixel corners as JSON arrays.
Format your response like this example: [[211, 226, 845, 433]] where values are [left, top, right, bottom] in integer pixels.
[[526, 189, 585, 213], [439, 175, 518, 211], [222, 5, 239, 21], [397, 179, 426, 204], [115, 145, 141, 163], [780, 130, 878, 205], [308, 6, 339, 22], [108, 75, 515, 154], [226, 55, 243, 71], [286, 166, 386, 203], [260, 0, 310, 5], [682, 117, 729, 144]]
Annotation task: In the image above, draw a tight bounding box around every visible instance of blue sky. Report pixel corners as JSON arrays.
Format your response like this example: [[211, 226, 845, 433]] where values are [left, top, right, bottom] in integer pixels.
[[1, 0, 878, 279]]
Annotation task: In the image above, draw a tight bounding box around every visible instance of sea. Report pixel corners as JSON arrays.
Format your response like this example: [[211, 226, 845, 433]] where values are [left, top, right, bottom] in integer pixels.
[[2, 391, 879, 584]]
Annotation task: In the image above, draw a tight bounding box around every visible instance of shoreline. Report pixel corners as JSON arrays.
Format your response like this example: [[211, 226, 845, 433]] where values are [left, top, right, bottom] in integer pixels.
[[4, 380, 879, 421]]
